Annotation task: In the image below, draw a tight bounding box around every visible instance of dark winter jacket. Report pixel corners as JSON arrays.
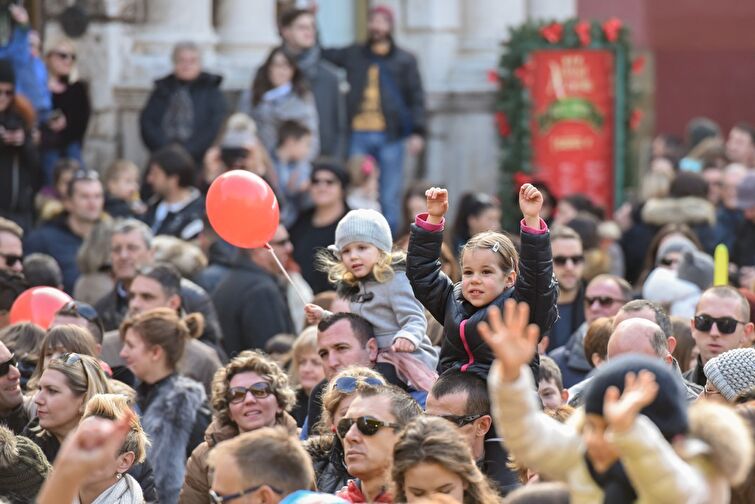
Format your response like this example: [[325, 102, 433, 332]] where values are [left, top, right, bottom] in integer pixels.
[[323, 41, 426, 140], [139, 72, 227, 162], [0, 401, 29, 435], [23, 214, 84, 293], [142, 189, 205, 241], [731, 219, 755, 268], [192, 240, 239, 294], [212, 256, 294, 356], [406, 216, 558, 380], [548, 322, 591, 388], [683, 355, 707, 388], [136, 373, 210, 504], [41, 80, 90, 151], [305, 434, 350, 495], [0, 107, 41, 219]]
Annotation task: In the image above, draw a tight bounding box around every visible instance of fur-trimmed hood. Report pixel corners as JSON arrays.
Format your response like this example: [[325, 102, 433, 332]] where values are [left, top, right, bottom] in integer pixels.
[[685, 400, 753, 486], [641, 197, 716, 226]]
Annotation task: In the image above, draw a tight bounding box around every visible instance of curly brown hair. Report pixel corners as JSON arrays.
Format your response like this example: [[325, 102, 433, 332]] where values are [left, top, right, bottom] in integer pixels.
[[211, 350, 296, 429]]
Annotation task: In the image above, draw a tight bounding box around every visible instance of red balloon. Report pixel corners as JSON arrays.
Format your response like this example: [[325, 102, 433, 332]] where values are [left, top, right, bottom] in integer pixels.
[[10, 286, 73, 329], [206, 170, 280, 248]]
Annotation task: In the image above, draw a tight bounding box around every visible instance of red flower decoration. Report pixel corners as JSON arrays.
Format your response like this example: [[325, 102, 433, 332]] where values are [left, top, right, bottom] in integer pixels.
[[487, 69, 500, 84], [631, 56, 645, 75], [495, 111, 511, 137], [540, 22, 563, 44], [629, 109, 643, 130], [603, 17, 622, 42], [514, 60, 535, 88], [574, 21, 591, 47]]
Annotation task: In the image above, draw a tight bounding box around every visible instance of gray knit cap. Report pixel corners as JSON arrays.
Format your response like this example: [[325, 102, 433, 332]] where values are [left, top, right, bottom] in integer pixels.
[[656, 235, 698, 265], [334, 209, 393, 253], [704, 348, 755, 401], [677, 250, 714, 290]]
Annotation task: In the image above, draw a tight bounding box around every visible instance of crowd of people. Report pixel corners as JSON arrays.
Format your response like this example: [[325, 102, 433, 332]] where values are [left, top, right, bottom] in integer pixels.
[[1, 2, 755, 504]]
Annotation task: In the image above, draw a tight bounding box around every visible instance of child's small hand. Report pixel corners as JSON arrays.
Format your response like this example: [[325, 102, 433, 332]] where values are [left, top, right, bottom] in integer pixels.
[[304, 304, 325, 326], [425, 187, 449, 224], [519, 183, 543, 228], [603, 370, 659, 434], [391, 337, 416, 353]]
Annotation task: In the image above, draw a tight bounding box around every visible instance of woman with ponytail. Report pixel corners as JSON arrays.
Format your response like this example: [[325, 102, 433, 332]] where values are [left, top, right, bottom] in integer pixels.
[[119, 308, 210, 504]]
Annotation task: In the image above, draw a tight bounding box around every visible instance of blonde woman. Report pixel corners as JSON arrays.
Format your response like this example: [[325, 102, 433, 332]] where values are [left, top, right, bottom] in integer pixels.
[[393, 416, 501, 503], [289, 326, 325, 426], [42, 38, 91, 185]]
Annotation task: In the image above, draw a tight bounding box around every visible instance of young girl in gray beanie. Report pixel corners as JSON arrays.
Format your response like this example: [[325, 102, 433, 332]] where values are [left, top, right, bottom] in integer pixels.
[[305, 208, 439, 390]]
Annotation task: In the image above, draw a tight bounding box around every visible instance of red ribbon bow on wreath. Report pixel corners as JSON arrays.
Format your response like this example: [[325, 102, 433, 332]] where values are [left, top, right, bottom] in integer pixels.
[[603, 17, 622, 42], [540, 22, 563, 44], [574, 20, 591, 47], [495, 112, 511, 137]]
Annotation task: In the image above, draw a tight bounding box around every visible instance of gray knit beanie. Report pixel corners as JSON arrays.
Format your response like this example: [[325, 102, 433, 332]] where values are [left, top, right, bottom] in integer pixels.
[[0, 427, 51, 503], [677, 250, 714, 290], [656, 235, 698, 265], [334, 209, 393, 253], [704, 348, 755, 401]]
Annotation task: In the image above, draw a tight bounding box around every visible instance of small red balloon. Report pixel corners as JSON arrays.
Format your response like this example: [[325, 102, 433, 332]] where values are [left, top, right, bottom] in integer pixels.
[[206, 170, 280, 248], [10, 286, 73, 329]]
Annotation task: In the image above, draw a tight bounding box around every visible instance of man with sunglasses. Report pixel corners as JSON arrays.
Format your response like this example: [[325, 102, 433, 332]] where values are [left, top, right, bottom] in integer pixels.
[[208, 427, 315, 504], [684, 286, 755, 387], [545, 226, 586, 352], [0, 217, 22, 274], [25, 169, 104, 293], [549, 274, 632, 387], [336, 386, 422, 503], [425, 369, 520, 496], [0, 341, 27, 434]]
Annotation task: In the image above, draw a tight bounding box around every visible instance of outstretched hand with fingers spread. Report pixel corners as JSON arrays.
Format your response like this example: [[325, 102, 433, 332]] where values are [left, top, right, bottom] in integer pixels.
[[478, 299, 540, 382], [603, 370, 659, 434]]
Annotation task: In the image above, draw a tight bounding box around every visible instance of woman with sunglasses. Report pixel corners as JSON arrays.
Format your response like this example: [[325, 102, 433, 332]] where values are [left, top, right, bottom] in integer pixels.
[[41, 39, 90, 186], [305, 366, 386, 494], [23, 353, 111, 463], [119, 308, 210, 504], [0, 58, 40, 232], [392, 416, 500, 503], [180, 349, 296, 504]]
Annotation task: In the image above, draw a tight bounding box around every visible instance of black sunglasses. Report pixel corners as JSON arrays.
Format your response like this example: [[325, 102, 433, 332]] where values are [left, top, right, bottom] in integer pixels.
[[553, 255, 584, 266], [58, 301, 99, 322], [333, 376, 384, 394], [312, 177, 337, 186], [0, 354, 17, 377], [209, 484, 281, 504], [337, 416, 400, 439], [227, 381, 273, 404], [585, 296, 625, 307], [437, 413, 484, 428], [52, 51, 77, 61], [57, 352, 83, 366], [658, 257, 679, 267], [693, 314, 747, 335], [0, 252, 22, 268]]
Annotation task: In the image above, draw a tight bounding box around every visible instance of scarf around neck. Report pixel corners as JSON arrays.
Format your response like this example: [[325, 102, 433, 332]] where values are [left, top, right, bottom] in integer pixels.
[[73, 474, 144, 504], [584, 455, 637, 504]]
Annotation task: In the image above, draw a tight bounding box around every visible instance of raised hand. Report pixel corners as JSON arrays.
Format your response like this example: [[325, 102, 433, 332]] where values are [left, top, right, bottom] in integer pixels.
[[519, 183, 543, 228], [478, 298, 540, 382], [603, 370, 659, 434], [391, 337, 416, 353], [425, 187, 448, 225], [304, 303, 326, 326], [9, 4, 29, 25]]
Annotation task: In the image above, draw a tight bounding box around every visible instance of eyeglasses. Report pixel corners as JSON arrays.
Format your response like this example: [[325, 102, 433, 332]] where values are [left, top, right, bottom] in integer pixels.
[[0, 252, 22, 268], [0, 354, 17, 377], [693, 314, 746, 335], [658, 257, 679, 267], [336, 416, 400, 439], [72, 169, 100, 182], [57, 352, 83, 366], [333, 376, 384, 394], [553, 255, 584, 266], [209, 484, 281, 504], [227, 381, 273, 404], [312, 178, 337, 186], [585, 296, 625, 307], [52, 51, 76, 61], [436, 413, 484, 428]]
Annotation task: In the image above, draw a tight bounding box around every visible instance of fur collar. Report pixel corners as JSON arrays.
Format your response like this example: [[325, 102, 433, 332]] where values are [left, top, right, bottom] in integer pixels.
[[641, 197, 716, 226]]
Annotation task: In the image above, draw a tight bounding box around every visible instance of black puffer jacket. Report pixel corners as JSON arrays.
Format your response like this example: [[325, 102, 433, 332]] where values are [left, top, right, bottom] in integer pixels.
[[305, 434, 350, 495], [406, 221, 558, 380]]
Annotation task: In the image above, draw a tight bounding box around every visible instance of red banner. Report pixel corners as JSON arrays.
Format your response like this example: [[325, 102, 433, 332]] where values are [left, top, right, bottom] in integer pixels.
[[530, 50, 615, 213]]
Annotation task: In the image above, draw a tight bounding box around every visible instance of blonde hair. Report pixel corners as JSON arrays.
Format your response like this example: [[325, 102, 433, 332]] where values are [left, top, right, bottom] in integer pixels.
[[317, 248, 405, 287], [211, 350, 296, 429], [393, 416, 501, 504], [151, 235, 208, 277], [83, 394, 150, 463], [460, 231, 519, 274], [289, 326, 318, 388], [45, 38, 79, 83], [318, 366, 386, 434], [104, 159, 140, 185]]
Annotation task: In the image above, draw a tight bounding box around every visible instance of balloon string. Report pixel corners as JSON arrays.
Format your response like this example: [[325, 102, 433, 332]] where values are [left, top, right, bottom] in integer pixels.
[[265, 244, 309, 305]]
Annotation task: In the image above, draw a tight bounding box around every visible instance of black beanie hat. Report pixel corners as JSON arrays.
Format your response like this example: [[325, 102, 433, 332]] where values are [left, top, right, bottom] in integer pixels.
[[311, 160, 350, 189], [0, 59, 15, 85], [583, 354, 688, 441]]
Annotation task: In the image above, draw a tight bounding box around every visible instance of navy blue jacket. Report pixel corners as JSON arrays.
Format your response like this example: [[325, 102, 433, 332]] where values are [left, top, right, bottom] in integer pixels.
[[24, 215, 83, 293]]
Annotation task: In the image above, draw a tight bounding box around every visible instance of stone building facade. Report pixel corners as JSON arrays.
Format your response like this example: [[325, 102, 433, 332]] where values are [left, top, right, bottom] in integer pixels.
[[42, 0, 575, 200]]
